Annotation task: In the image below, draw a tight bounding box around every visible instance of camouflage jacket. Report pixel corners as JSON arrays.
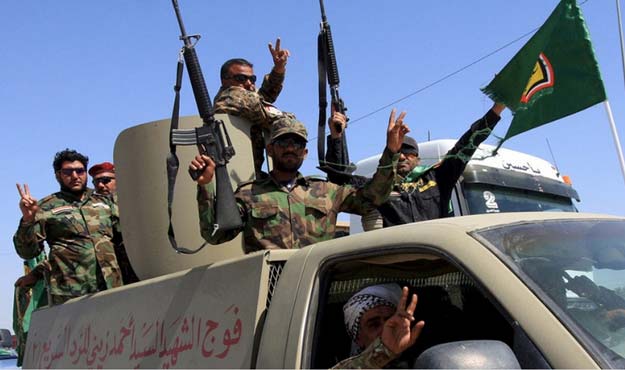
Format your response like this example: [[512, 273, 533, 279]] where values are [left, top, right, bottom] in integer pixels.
[[331, 337, 399, 369], [213, 68, 296, 174], [213, 68, 293, 130], [197, 148, 399, 253], [13, 188, 123, 298]]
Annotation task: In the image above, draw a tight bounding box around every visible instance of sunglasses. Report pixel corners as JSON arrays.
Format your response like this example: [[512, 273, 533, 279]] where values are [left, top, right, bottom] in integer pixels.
[[94, 176, 115, 185], [228, 74, 257, 84], [400, 151, 418, 158], [59, 168, 86, 176], [272, 137, 306, 150]]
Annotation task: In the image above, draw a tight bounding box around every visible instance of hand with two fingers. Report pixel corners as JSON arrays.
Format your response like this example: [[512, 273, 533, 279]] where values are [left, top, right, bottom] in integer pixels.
[[16, 183, 39, 223], [386, 109, 410, 153], [381, 286, 425, 355], [268, 37, 290, 73]]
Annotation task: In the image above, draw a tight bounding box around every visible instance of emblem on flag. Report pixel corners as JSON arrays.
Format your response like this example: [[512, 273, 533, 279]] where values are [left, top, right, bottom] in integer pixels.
[[520, 53, 554, 104]]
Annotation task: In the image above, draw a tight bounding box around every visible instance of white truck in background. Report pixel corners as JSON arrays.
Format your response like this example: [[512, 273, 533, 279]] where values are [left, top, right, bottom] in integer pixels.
[[350, 140, 580, 233]]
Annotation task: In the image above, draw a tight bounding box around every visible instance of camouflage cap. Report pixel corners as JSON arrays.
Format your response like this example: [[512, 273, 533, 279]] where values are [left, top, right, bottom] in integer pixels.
[[270, 116, 308, 142]]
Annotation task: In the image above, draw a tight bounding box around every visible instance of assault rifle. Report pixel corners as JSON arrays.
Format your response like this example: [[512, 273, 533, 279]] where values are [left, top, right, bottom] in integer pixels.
[[317, 0, 355, 177], [166, 0, 242, 254], [564, 273, 625, 311]]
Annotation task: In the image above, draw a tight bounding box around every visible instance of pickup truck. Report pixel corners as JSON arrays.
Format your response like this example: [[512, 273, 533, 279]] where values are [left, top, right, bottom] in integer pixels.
[[19, 115, 625, 368], [22, 212, 625, 368]]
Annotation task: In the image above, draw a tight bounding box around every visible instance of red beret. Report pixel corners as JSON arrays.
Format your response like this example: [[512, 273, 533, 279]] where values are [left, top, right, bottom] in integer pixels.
[[88, 162, 115, 176]]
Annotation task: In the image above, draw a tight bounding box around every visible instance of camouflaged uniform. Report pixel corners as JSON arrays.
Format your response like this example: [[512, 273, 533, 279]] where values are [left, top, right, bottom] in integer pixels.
[[331, 337, 401, 369], [110, 193, 139, 285], [213, 68, 296, 174], [213, 68, 289, 129], [13, 188, 123, 303], [197, 148, 399, 253]]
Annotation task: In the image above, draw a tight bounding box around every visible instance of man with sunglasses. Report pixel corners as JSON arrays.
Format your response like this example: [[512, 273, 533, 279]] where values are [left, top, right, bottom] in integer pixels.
[[327, 102, 506, 229], [89, 161, 117, 195], [213, 38, 295, 176], [13, 149, 124, 305], [190, 110, 408, 253]]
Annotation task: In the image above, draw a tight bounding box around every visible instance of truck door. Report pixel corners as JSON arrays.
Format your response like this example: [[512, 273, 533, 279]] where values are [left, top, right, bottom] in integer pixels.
[[259, 221, 602, 368]]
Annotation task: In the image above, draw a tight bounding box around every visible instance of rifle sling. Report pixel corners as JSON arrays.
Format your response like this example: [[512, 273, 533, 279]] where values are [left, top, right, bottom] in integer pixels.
[[166, 54, 209, 254], [317, 32, 328, 168]]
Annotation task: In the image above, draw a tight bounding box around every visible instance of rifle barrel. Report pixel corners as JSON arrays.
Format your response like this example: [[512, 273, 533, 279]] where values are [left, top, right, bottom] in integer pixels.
[[172, 0, 190, 43], [319, 0, 328, 23]]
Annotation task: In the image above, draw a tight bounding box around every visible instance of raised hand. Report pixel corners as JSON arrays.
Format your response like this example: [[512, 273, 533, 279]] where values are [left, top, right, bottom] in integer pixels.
[[189, 154, 216, 186], [16, 183, 38, 223], [15, 270, 40, 288], [329, 106, 347, 138], [381, 286, 425, 355], [268, 37, 290, 73], [386, 109, 410, 153]]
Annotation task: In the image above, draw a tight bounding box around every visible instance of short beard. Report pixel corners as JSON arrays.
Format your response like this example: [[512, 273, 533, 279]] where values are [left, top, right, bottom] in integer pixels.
[[273, 158, 302, 173], [397, 164, 409, 177], [60, 182, 87, 196]]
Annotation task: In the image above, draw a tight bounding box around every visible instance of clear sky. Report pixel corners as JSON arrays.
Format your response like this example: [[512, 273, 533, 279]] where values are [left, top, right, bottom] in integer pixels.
[[1, 0, 624, 333]]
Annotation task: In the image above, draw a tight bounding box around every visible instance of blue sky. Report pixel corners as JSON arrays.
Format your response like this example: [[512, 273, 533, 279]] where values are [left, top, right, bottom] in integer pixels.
[[1, 0, 624, 332]]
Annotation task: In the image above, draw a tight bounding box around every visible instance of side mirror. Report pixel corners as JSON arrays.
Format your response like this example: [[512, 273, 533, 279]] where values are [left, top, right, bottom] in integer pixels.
[[413, 340, 520, 369], [0, 328, 12, 348]]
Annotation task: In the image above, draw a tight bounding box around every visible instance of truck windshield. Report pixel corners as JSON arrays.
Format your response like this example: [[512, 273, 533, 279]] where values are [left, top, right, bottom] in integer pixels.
[[463, 183, 577, 214], [475, 219, 625, 368]]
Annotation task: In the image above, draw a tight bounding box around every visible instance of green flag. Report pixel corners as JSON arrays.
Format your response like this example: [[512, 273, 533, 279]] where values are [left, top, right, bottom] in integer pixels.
[[482, 0, 606, 145]]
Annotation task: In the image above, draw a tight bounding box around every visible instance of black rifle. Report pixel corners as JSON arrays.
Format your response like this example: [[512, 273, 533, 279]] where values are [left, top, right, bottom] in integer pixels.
[[564, 273, 625, 311], [317, 0, 355, 176], [167, 0, 242, 254]]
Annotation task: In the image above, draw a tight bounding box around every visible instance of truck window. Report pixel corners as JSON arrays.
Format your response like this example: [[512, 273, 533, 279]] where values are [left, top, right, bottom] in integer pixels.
[[309, 251, 547, 368], [475, 219, 625, 368], [463, 183, 577, 214]]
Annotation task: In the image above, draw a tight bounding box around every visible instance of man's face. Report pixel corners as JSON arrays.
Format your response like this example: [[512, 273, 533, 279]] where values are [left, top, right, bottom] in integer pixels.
[[222, 64, 257, 92], [267, 135, 308, 173], [397, 151, 420, 177], [356, 305, 395, 349], [56, 160, 87, 194], [92, 171, 116, 195]]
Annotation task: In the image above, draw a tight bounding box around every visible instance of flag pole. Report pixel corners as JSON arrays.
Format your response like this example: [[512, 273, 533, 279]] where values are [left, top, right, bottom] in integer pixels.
[[603, 100, 625, 186], [617, 0, 625, 94]]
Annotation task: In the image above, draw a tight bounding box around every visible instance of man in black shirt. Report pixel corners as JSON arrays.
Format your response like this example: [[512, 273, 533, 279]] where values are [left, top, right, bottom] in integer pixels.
[[326, 102, 505, 228]]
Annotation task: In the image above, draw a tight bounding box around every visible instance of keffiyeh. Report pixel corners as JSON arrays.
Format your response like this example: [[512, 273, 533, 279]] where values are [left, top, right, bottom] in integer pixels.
[[343, 283, 402, 345]]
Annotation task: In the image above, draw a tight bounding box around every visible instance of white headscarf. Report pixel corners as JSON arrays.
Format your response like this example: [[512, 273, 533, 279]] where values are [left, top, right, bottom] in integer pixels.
[[343, 283, 402, 348]]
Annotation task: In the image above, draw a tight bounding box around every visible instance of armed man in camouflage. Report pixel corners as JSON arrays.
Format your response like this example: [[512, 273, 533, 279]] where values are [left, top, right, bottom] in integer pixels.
[[13, 149, 124, 305], [213, 38, 294, 175], [332, 284, 425, 369], [190, 110, 409, 253]]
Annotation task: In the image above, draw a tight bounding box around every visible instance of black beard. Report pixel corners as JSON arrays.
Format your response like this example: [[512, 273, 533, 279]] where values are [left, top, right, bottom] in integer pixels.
[[273, 154, 303, 173], [60, 182, 87, 196]]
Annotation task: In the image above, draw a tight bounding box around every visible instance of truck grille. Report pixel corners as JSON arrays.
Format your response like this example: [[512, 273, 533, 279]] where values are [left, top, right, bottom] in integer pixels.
[[266, 261, 286, 308]]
